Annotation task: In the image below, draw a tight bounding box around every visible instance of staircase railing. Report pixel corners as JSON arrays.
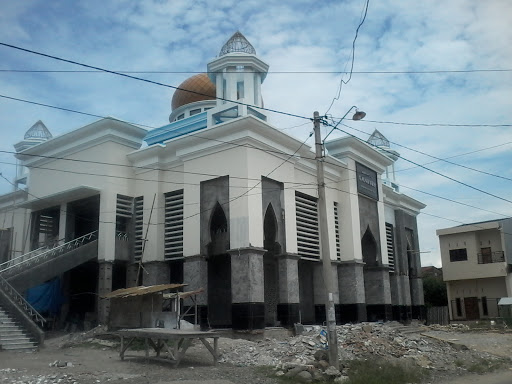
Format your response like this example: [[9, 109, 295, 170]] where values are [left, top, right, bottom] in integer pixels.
[[0, 273, 45, 326], [0, 231, 98, 277]]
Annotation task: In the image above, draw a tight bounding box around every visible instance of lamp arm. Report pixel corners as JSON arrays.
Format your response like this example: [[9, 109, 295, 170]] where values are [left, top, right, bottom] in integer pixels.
[[322, 105, 358, 144]]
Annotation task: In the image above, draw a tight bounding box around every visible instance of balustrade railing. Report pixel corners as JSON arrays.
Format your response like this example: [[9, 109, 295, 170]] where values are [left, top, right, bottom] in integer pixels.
[[0, 231, 98, 276], [0, 273, 45, 326], [477, 251, 505, 264]]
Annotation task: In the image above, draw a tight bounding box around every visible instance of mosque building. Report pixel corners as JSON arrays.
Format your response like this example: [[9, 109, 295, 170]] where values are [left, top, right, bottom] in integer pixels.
[[0, 32, 425, 339]]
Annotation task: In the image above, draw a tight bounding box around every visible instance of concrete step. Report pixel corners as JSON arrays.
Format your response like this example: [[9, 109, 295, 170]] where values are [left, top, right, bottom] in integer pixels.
[[0, 332, 26, 339], [0, 341, 38, 351]]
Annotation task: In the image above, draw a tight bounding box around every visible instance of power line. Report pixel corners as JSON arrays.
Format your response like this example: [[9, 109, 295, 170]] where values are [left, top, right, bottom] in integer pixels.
[[1, 69, 511, 74], [0, 42, 310, 122], [325, 0, 369, 115], [395, 141, 512, 173], [357, 119, 512, 128], [180, 132, 314, 223], [327, 123, 512, 205], [341, 122, 512, 182]]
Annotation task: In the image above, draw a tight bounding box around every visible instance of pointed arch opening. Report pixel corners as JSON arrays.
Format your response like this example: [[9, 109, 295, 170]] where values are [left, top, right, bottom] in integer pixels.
[[263, 203, 279, 326], [208, 202, 229, 256], [263, 203, 278, 247], [361, 225, 378, 266]]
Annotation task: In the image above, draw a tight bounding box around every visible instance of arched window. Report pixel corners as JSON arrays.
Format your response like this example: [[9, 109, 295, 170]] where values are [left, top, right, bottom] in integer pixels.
[[210, 202, 227, 237], [362, 226, 378, 266]]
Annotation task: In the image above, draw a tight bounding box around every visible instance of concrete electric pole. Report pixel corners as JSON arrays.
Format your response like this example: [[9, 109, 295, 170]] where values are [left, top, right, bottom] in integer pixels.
[[313, 111, 339, 369]]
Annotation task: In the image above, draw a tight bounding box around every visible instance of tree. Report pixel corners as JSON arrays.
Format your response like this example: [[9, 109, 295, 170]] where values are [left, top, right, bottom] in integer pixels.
[[423, 276, 448, 307]]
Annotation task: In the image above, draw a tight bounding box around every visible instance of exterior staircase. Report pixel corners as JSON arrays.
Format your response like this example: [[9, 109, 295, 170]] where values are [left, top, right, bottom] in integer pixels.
[[0, 306, 38, 351], [0, 231, 99, 350]]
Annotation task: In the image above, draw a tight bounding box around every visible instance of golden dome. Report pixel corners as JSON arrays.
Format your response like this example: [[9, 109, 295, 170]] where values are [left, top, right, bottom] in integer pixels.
[[171, 73, 216, 111]]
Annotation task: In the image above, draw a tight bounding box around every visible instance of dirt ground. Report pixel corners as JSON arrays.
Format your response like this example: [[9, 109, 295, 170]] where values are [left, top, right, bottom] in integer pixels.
[[1, 328, 511, 384]]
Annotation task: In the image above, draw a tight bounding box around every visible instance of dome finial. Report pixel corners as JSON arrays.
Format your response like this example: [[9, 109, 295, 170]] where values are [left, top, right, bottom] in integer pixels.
[[219, 31, 256, 56], [24, 120, 52, 140]]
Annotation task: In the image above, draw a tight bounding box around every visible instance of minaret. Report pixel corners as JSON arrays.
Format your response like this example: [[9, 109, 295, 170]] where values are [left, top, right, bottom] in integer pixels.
[[367, 129, 400, 192], [207, 32, 269, 124], [13, 120, 52, 190]]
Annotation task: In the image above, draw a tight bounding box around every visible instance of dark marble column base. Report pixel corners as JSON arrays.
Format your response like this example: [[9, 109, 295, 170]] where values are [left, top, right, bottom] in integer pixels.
[[366, 304, 392, 322], [339, 303, 367, 323], [183, 305, 209, 330], [277, 303, 300, 327], [412, 305, 426, 320], [232, 303, 265, 330]]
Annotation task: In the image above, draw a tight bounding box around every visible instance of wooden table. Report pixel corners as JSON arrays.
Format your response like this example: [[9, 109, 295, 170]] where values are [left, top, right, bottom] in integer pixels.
[[116, 328, 220, 367]]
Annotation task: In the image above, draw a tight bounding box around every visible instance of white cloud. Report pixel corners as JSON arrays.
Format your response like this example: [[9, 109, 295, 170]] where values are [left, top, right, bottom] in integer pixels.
[[0, 0, 510, 268]]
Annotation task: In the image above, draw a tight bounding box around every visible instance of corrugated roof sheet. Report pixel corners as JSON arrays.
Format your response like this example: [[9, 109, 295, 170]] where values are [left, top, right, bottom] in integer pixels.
[[498, 297, 512, 305], [163, 287, 205, 300], [103, 283, 187, 299]]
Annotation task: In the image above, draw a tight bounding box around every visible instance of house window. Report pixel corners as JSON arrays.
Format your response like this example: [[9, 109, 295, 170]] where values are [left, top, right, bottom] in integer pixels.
[[189, 108, 201, 116], [449, 248, 467, 262], [479, 247, 492, 264], [455, 298, 462, 317], [482, 296, 488, 316], [176, 113, 184, 120], [295, 192, 319, 260]]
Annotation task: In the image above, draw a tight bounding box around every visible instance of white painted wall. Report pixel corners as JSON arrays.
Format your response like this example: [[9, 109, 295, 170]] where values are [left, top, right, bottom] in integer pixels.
[[440, 231, 508, 281]]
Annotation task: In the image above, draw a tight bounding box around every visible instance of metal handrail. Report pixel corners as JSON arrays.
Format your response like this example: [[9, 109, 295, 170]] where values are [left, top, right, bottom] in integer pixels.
[[0, 273, 45, 326], [0, 231, 98, 276], [0, 245, 49, 272]]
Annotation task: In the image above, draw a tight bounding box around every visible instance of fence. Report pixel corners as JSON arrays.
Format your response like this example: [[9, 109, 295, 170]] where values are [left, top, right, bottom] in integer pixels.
[[426, 306, 449, 325]]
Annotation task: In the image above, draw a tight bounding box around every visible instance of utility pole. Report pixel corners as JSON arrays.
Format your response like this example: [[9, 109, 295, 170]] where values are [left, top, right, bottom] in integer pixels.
[[313, 111, 339, 369]]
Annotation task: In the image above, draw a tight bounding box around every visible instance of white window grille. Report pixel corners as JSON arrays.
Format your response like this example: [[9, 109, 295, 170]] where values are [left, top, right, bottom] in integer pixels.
[[134, 196, 144, 261], [386, 223, 395, 273], [334, 202, 341, 260], [295, 192, 320, 260], [164, 190, 184, 260]]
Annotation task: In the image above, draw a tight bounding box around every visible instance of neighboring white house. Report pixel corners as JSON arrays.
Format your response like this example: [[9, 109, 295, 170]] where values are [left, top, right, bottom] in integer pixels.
[[0, 32, 425, 331], [437, 218, 512, 321]]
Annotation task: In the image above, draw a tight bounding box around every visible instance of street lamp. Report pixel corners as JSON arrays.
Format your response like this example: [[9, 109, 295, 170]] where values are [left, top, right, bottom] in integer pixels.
[[313, 107, 366, 369]]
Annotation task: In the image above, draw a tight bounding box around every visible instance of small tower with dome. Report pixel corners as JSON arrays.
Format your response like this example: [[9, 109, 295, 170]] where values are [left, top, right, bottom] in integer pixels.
[[13, 120, 53, 190], [207, 31, 269, 124], [367, 129, 400, 192]]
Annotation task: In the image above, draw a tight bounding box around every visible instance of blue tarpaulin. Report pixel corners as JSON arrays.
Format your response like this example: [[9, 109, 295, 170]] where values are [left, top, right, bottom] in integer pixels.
[[25, 278, 64, 316]]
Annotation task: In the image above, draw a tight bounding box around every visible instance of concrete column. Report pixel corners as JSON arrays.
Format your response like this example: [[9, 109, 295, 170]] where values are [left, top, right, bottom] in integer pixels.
[[228, 247, 265, 330], [244, 71, 254, 105], [400, 275, 412, 321], [97, 261, 113, 325], [226, 69, 237, 102], [183, 255, 208, 327], [364, 266, 392, 322], [276, 253, 300, 326], [313, 262, 341, 324], [338, 261, 367, 322], [390, 274, 412, 323], [58, 203, 67, 243], [98, 192, 116, 262], [254, 73, 262, 107], [410, 277, 425, 320], [142, 261, 169, 286]]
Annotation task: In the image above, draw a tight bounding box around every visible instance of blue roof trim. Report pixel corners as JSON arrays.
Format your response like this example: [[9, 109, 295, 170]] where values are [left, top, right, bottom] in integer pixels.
[[144, 112, 208, 145]]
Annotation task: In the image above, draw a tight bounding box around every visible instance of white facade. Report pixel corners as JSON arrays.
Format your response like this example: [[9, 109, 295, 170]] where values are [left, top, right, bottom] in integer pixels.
[[0, 32, 426, 331]]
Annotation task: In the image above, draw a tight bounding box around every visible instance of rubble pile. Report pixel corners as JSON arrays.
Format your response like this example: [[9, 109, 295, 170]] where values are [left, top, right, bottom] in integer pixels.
[[218, 322, 505, 378]]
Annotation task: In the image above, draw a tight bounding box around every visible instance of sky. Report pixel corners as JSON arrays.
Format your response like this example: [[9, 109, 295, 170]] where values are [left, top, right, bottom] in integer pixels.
[[0, 0, 511, 268]]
